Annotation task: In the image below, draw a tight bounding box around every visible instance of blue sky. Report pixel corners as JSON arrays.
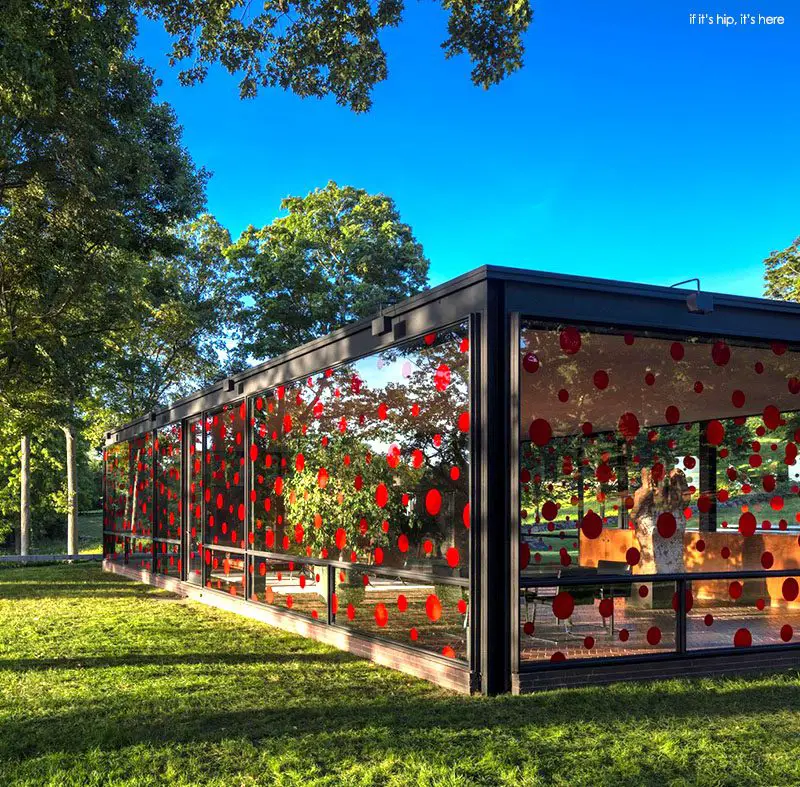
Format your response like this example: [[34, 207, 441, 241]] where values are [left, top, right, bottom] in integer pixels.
[[136, 0, 799, 296]]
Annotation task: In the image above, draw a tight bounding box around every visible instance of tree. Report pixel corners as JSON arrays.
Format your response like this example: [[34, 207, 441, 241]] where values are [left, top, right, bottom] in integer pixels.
[[0, 0, 207, 417], [140, 0, 533, 112], [764, 236, 800, 302], [93, 215, 236, 424], [228, 181, 430, 362]]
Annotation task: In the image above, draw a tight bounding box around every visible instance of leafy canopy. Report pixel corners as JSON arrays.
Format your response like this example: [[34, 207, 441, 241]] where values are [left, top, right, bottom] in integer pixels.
[[764, 235, 800, 303], [0, 0, 206, 421], [140, 0, 534, 111], [228, 181, 430, 362]]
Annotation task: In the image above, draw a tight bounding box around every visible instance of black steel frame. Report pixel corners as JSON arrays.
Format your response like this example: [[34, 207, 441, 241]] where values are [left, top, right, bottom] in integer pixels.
[[103, 265, 800, 695]]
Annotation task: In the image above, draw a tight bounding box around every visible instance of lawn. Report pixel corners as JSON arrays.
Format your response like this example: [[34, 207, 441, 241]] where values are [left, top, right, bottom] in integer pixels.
[[1, 567, 800, 786], [0, 511, 104, 557]]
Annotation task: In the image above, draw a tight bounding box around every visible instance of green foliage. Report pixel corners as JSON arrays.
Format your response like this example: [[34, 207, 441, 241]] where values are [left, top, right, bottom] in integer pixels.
[[229, 181, 430, 362], [140, 0, 533, 112], [0, 0, 206, 418], [0, 418, 99, 546], [3, 564, 800, 785], [764, 235, 800, 302], [94, 215, 235, 425]]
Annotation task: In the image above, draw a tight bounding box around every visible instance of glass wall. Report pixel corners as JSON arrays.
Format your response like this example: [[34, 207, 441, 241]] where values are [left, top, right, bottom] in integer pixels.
[[154, 423, 182, 577], [103, 322, 471, 667], [248, 323, 471, 661], [518, 322, 800, 663]]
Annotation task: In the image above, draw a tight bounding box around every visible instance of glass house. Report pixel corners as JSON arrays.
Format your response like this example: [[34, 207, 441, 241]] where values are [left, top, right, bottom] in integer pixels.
[[103, 266, 800, 694]]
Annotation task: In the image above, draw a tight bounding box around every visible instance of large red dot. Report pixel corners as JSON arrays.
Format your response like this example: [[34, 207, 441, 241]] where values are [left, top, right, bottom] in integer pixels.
[[374, 603, 388, 627], [665, 405, 680, 424], [729, 581, 743, 600], [711, 341, 731, 366], [733, 628, 752, 647], [646, 626, 662, 646], [541, 501, 558, 521], [781, 624, 793, 642], [446, 547, 460, 568], [618, 412, 640, 440], [626, 547, 641, 566], [738, 512, 757, 537], [705, 420, 725, 446], [425, 489, 442, 516], [425, 594, 442, 621], [522, 353, 540, 373], [580, 510, 603, 539], [529, 418, 553, 446], [434, 363, 451, 392], [593, 370, 609, 390], [552, 592, 575, 620], [782, 578, 799, 602], [375, 483, 389, 508], [731, 390, 745, 409], [670, 342, 685, 361], [763, 405, 781, 431], [656, 512, 677, 539], [520, 543, 530, 570], [598, 598, 614, 618], [560, 327, 581, 354]]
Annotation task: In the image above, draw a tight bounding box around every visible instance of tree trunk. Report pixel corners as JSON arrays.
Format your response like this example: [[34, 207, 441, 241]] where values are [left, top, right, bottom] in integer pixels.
[[20, 435, 30, 556], [63, 425, 78, 554]]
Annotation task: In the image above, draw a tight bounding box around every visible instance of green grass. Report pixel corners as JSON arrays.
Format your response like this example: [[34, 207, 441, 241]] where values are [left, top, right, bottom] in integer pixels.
[[1, 566, 800, 786]]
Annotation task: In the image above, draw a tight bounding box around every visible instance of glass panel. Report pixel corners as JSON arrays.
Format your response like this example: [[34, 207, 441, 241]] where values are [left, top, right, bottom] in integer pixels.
[[333, 568, 469, 661], [687, 575, 800, 649], [104, 533, 125, 562], [103, 441, 130, 534], [129, 432, 154, 538], [249, 324, 471, 578], [519, 323, 800, 580], [519, 580, 677, 663], [154, 540, 181, 578], [187, 417, 203, 584], [155, 423, 182, 540], [204, 402, 246, 550], [203, 547, 246, 596], [248, 556, 327, 620], [127, 537, 153, 570]]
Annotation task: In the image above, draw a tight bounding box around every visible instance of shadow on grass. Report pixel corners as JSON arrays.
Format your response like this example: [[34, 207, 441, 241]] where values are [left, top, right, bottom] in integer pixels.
[[3, 670, 800, 763]]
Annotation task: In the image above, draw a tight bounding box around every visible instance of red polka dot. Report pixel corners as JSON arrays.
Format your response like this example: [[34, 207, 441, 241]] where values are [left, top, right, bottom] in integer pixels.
[[761, 552, 774, 569], [626, 547, 641, 566], [731, 390, 746, 408], [425, 595, 442, 622], [619, 629, 630, 642], [462, 502, 470, 529], [335, 528, 346, 550], [410, 627, 418, 641], [550, 651, 567, 662], [580, 510, 603, 539], [442, 646, 456, 659], [425, 489, 442, 516], [781, 624, 793, 642], [375, 483, 389, 508], [738, 512, 757, 537], [346, 603, 356, 620], [374, 603, 388, 627], [529, 418, 553, 446], [638, 585, 649, 598], [618, 412, 640, 440], [446, 547, 460, 568], [763, 405, 781, 431], [559, 327, 581, 354], [552, 592, 575, 620], [522, 353, 540, 373], [771, 496, 784, 511], [705, 420, 725, 446], [520, 543, 530, 570], [656, 512, 677, 539], [593, 370, 609, 390], [646, 627, 662, 646], [711, 341, 731, 366], [397, 534, 409, 553], [704, 614, 714, 626], [523, 621, 535, 636], [458, 411, 470, 433], [782, 578, 799, 602], [541, 501, 558, 521], [729, 581, 743, 600], [583, 636, 595, 650], [434, 364, 451, 391], [557, 388, 569, 402], [624, 333, 635, 345], [665, 405, 680, 424], [670, 342, 684, 361], [733, 628, 752, 647], [598, 598, 614, 618]]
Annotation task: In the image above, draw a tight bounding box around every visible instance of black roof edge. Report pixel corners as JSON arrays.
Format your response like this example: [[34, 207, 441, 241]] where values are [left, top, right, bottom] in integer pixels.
[[104, 264, 800, 439]]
